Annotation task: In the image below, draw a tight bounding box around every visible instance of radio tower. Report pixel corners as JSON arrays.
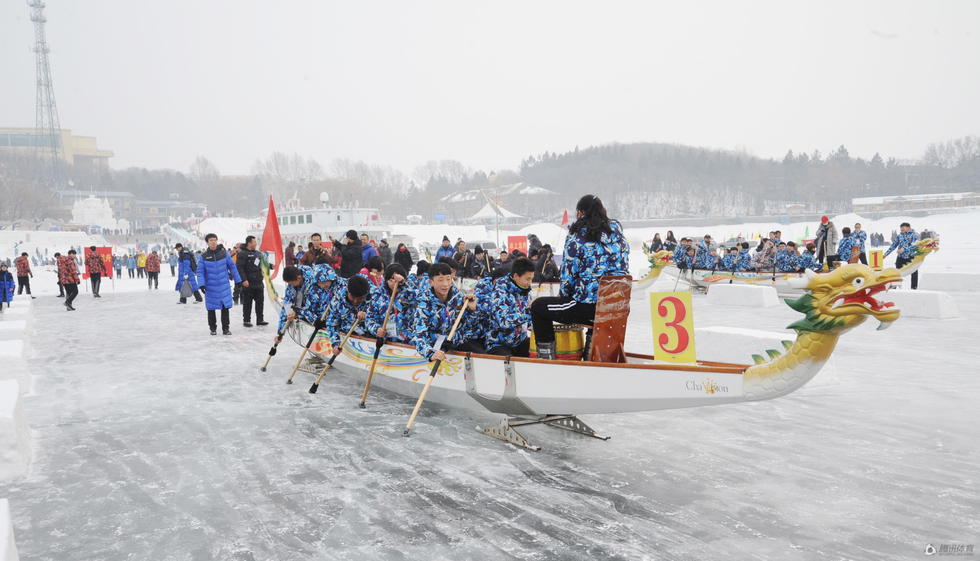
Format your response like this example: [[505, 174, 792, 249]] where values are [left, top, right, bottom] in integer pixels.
[[29, 0, 63, 184]]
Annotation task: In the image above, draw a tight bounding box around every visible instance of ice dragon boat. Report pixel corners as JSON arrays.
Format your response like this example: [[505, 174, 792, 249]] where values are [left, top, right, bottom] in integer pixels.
[[286, 264, 903, 450], [637, 238, 938, 294]]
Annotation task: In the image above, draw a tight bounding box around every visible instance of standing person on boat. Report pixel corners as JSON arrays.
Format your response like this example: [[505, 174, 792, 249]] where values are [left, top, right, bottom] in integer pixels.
[[393, 243, 414, 272], [377, 239, 393, 266], [435, 236, 455, 261], [533, 244, 560, 282], [338, 230, 364, 278], [59, 250, 81, 311], [836, 227, 856, 267], [365, 264, 409, 343], [814, 216, 839, 270], [852, 222, 868, 265], [85, 246, 106, 298], [197, 233, 242, 336], [14, 253, 34, 299], [236, 235, 267, 328], [482, 257, 535, 357], [299, 233, 325, 266], [175, 244, 203, 304], [885, 222, 920, 289], [530, 195, 629, 361], [453, 240, 475, 279], [324, 274, 371, 354], [146, 250, 161, 289], [410, 262, 483, 362]]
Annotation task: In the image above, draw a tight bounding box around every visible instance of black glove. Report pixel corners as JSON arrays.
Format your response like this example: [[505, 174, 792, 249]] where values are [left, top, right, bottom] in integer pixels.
[[313, 318, 327, 330], [199, 287, 206, 294]]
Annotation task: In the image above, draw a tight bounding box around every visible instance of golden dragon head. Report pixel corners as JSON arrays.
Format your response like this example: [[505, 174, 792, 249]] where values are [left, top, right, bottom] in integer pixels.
[[908, 237, 940, 265], [646, 249, 673, 272], [785, 264, 902, 334]]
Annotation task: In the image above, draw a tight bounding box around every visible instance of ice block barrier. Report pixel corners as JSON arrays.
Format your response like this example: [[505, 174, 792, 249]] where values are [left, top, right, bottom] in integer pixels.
[[0, 499, 19, 561], [705, 283, 780, 308], [694, 326, 839, 389], [0, 341, 23, 360], [918, 273, 980, 292], [0, 380, 31, 481], [888, 289, 959, 319]]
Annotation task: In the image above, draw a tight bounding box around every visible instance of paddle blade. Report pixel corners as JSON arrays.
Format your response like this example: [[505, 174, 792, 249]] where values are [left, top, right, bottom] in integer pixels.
[[285, 379, 293, 384], [308, 383, 319, 394], [268, 346, 277, 356], [358, 401, 366, 409], [260, 367, 267, 372], [402, 429, 411, 437]]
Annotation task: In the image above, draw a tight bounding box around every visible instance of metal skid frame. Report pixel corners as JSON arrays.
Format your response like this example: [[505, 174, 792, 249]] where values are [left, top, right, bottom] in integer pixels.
[[464, 356, 611, 451]]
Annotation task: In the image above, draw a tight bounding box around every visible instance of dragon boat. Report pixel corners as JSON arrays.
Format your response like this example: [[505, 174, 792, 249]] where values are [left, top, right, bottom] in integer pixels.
[[636, 238, 939, 294], [287, 264, 904, 450]]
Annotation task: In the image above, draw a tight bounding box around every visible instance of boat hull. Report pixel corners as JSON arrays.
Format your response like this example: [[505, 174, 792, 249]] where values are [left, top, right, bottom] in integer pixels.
[[288, 323, 748, 416]]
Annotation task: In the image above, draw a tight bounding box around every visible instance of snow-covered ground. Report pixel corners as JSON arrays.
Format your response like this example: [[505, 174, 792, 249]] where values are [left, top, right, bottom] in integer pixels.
[[0, 265, 977, 560]]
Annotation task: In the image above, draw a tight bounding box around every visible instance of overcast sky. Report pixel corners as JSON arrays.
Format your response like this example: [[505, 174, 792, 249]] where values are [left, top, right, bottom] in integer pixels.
[[2, 1, 978, 176]]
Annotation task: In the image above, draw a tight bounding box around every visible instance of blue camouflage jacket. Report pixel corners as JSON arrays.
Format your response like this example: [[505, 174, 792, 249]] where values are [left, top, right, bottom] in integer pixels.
[[411, 285, 484, 361], [696, 252, 719, 270], [797, 251, 822, 272], [837, 235, 856, 262], [885, 230, 918, 258], [720, 254, 739, 271], [775, 250, 799, 272], [852, 230, 867, 250], [365, 279, 412, 343], [480, 277, 531, 350], [560, 221, 629, 303], [278, 264, 338, 331], [672, 245, 687, 266], [324, 277, 369, 346], [736, 249, 753, 271]]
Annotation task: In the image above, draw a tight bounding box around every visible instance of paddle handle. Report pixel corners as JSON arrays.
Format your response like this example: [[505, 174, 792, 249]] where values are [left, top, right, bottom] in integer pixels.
[[402, 297, 470, 435], [358, 285, 400, 407], [309, 317, 362, 393]]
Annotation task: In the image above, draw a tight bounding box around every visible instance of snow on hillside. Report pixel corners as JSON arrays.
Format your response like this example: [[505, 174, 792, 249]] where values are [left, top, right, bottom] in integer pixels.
[[195, 217, 254, 247]]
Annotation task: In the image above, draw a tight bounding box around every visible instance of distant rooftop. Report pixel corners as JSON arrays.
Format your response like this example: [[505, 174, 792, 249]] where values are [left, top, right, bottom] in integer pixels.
[[55, 189, 135, 198], [852, 192, 978, 205]]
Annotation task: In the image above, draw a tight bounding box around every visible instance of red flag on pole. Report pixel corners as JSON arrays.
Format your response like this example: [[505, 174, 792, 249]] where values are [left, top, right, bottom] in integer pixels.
[[561, 209, 569, 226], [259, 196, 284, 279]]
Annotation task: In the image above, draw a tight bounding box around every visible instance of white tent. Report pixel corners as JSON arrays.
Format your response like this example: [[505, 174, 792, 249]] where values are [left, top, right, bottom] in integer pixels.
[[470, 202, 523, 221]]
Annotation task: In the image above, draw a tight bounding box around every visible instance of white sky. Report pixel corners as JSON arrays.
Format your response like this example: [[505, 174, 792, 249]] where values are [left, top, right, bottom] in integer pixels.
[[2, 0, 978, 175]]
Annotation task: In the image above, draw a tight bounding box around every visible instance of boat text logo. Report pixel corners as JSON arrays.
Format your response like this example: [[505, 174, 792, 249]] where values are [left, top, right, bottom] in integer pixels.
[[686, 378, 728, 394]]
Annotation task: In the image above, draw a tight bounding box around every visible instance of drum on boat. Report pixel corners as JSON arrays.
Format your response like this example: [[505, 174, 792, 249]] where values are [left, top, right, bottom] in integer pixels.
[[529, 324, 586, 361]]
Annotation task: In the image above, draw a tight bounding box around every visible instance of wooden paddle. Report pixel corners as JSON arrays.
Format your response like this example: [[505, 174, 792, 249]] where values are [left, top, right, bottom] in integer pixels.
[[402, 296, 471, 437], [308, 317, 362, 394], [260, 318, 293, 372], [285, 306, 332, 385], [358, 283, 400, 408]]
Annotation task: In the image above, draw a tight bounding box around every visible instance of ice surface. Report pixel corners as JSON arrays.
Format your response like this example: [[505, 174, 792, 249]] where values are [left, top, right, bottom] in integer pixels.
[[705, 284, 780, 308], [0, 248, 978, 560], [0, 498, 19, 561], [886, 290, 959, 319]]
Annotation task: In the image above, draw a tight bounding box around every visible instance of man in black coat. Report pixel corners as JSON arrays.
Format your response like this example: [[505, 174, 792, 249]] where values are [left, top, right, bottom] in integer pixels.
[[338, 229, 363, 278], [236, 235, 267, 327]]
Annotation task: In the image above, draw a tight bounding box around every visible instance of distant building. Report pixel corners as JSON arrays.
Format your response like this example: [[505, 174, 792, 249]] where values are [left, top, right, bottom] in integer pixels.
[[55, 189, 135, 218], [0, 127, 114, 170], [852, 192, 980, 213]]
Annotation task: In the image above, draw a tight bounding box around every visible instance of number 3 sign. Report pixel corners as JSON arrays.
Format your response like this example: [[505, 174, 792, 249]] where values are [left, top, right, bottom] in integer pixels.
[[649, 292, 697, 363]]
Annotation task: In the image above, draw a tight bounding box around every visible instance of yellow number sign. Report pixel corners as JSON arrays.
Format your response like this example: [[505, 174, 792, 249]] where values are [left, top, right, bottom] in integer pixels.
[[649, 291, 697, 363], [869, 250, 884, 270]]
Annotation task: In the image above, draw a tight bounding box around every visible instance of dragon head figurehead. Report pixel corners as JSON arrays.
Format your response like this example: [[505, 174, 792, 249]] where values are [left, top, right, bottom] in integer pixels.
[[785, 264, 902, 334], [646, 249, 673, 272], [908, 237, 940, 264]]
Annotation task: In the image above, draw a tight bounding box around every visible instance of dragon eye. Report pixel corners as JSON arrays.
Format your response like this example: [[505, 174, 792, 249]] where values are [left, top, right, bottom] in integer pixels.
[[852, 277, 865, 287]]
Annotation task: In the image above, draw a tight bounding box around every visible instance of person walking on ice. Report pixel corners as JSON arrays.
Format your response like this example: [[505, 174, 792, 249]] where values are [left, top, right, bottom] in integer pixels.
[[197, 233, 242, 335]]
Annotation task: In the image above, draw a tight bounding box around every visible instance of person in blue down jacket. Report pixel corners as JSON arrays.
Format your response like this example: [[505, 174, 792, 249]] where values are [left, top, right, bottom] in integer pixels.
[[411, 262, 484, 361], [481, 257, 535, 357], [196, 233, 242, 335], [530, 194, 629, 360], [324, 274, 371, 353], [0, 263, 15, 310], [885, 222, 920, 289], [364, 264, 409, 343], [797, 242, 822, 273], [126, 254, 137, 278], [167, 252, 178, 276], [720, 247, 740, 272], [175, 244, 203, 304]]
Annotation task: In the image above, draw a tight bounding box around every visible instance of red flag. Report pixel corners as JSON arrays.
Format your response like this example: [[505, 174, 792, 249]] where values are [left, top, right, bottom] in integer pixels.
[[259, 196, 284, 279], [561, 209, 569, 226]]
